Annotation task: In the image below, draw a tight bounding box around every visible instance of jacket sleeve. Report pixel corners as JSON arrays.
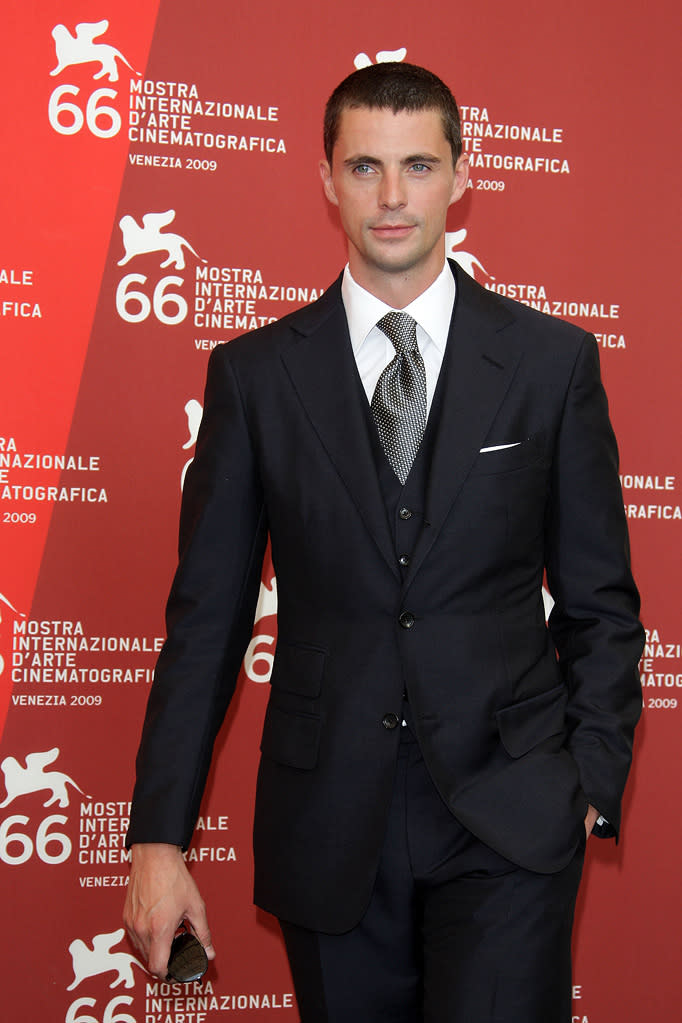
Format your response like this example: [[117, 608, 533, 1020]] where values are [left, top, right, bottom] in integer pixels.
[[127, 345, 268, 849], [545, 335, 644, 838]]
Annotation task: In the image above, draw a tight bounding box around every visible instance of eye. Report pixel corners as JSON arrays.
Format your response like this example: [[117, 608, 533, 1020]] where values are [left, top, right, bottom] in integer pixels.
[[410, 162, 430, 173], [352, 163, 374, 175]]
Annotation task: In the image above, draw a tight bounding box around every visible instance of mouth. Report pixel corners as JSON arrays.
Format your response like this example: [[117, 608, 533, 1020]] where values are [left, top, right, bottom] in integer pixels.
[[370, 223, 416, 240]]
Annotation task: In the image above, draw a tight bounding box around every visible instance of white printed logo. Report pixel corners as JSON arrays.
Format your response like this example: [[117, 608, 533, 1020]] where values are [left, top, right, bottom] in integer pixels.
[[445, 229, 494, 283], [48, 20, 138, 140], [542, 585, 555, 621], [118, 211, 205, 271], [244, 576, 278, 685], [115, 212, 203, 327], [0, 749, 77, 866], [183, 399, 203, 450], [354, 47, 407, 69], [0, 747, 84, 809], [255, 576, 278, 626], [68, 928, 146, 991], [0, 590, 25, 679], [0, 591, 25, 618], [51, 20, 139, 83], [181, 398, 203, 491]]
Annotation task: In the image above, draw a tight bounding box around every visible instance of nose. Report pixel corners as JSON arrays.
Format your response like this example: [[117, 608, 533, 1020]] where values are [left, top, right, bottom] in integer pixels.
[[378, 168, 406, 210]]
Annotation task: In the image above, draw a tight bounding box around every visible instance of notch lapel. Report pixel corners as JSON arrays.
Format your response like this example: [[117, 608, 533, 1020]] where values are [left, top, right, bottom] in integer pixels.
[[281, 281, 400, 581], [404, 268, 523, 590]]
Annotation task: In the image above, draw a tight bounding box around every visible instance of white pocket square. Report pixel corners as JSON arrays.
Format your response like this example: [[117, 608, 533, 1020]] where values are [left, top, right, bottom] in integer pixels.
[[479, 442, 522, 453]]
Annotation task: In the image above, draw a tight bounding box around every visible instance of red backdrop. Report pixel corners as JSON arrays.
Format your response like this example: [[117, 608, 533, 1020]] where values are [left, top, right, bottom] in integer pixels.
[[2, 1, 680, 1020]]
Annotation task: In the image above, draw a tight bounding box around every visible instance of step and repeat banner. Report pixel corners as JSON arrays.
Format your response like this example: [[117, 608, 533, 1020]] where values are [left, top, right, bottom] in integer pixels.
[[2, 1, 680, 1020]]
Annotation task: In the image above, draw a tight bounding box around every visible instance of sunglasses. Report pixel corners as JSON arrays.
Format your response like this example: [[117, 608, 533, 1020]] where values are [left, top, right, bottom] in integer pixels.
[[166, 924, 209, 983]]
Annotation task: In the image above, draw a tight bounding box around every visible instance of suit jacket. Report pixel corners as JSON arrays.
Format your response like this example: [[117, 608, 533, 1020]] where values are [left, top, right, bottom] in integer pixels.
[[128, 261, 643, 933]]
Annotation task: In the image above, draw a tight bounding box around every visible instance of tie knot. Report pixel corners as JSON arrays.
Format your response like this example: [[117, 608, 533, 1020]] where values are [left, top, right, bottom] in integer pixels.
[[377, 311, 418, 355]]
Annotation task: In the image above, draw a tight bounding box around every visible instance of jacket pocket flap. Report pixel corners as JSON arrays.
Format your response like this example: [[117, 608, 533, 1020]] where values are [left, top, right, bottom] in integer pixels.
[[260, 703, 320, 770], [495, 683, 567, 758], [270, 641, 326, 698]]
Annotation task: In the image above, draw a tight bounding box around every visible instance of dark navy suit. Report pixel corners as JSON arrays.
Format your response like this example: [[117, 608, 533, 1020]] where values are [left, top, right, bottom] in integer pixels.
[[128, 262, 643, 1018]]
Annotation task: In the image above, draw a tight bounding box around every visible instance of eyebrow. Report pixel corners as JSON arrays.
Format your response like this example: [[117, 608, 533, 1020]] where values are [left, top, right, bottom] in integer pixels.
[[343, 153, 442, 169]]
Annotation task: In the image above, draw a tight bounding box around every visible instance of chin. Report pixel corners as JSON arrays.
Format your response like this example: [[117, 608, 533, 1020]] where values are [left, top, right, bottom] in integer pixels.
[[369, 252, 427, 276]]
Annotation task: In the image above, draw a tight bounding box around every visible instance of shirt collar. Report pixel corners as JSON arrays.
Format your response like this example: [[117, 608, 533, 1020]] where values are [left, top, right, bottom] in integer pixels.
[[342, 261, 456, 357]]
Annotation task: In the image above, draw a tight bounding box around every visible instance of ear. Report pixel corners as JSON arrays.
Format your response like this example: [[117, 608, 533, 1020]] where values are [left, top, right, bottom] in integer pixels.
[[319, 160, 339, 207], [448, 153, 470, 207]]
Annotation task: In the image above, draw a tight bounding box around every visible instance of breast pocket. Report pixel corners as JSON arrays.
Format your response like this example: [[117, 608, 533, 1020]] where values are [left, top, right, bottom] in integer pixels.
[[469, 432, 545, 476]]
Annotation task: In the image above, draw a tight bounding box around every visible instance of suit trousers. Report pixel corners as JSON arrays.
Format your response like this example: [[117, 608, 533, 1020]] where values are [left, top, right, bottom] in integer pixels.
[[280, 722, 586, 1023]]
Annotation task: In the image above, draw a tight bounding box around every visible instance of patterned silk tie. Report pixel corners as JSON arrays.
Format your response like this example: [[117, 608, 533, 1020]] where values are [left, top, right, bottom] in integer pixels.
[[370, 311, 427, 485]]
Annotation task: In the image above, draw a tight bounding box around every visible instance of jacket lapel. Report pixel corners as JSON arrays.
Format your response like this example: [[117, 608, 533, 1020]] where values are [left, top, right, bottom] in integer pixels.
[[280, 266, 523, 588], [280, 278, 400, 580], [404, 266, 523, 589]]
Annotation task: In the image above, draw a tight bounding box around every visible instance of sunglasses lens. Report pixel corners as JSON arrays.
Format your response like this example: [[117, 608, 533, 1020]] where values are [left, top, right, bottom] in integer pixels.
[[166, 931, 208, 983]]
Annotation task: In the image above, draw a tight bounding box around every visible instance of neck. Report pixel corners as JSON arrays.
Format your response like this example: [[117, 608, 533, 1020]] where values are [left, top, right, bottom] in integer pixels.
[[348, 251, 445, 308]]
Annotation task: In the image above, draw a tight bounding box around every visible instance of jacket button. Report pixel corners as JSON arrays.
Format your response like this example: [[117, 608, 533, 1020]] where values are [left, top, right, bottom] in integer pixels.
[[398, 554, 410, 566], [399, 507, 412, 520], [382, 712, 400, 730], [399, 610, 415, 629]]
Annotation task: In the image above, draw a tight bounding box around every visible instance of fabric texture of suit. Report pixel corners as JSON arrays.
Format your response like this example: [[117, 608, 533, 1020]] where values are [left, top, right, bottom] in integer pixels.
[[128, 260, 643, 935]]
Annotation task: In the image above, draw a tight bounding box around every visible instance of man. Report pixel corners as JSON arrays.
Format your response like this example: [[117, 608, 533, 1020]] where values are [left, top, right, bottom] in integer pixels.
[[124, 63, 643, 1022]]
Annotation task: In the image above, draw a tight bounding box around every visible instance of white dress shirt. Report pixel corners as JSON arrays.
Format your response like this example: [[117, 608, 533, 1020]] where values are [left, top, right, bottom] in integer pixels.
[[341, 262, 456, 414]]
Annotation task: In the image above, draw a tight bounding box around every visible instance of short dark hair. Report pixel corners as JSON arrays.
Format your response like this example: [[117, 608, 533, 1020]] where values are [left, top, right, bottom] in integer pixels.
[[323, 62, 462, 166]]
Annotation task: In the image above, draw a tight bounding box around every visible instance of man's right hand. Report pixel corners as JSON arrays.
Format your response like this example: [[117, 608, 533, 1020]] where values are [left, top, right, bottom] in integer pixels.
[[123, 842, 215, 979]]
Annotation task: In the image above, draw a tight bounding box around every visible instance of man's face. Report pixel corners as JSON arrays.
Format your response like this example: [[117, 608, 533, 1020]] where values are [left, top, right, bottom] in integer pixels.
[[320, 105, 469, 303]]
